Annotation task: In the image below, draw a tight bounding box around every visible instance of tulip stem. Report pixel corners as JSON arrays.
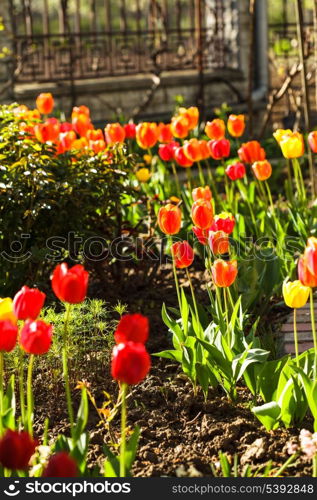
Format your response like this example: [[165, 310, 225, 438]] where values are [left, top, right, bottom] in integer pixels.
[[120, 382, 128, 477], [223, 288, 230, 346], [27, 354, 34, 436], [171, 161, 181, 197], [310, 289, 317, 378], [186, 168, 192, 193], [186, 268, 201, 337], [62, 303, 74, 436], [293, 309, 299, 367], [18, 349, 26, 428], [0, 353, 3, 435], [286, 159, 294, 203], [265, 181, 275, 215], [197, 161, 205, 186]]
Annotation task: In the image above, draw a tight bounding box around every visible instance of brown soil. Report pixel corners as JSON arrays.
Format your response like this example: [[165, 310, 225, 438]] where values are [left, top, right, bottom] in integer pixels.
[[31, 263, 313, 477]]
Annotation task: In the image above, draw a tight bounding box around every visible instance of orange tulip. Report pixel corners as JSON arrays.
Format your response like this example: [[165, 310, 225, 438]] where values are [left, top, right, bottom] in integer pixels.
[[174, 146, 193, 167], [208, 230, 229, 255], [205, 119, 225, 140], [238, 141, 266, 164], [72, 113, 93, 137], [157, 204, 182, 235], [252, 160, 272, 181], [72, 137, 89, 151], [71, 105, 90, 119], [104, 123, 126, 145], [157, 123, 173, 143], [191, 199, 213, 229], [59, 130, 77, 152], [136, 122, 158, 149], [298, 255, 317, 288], [89, 140, 106, 154], [34, 118, 60, 143], [36, 93, 54, 115], [192, 186, 212, 202], [27, 109, 41, 121], [211, 259, 238, 288], [198, 140, 210, 160], [170, 116, 189, 139], [183, 138, 202, 162], [308, 131, 317, 153], [227, 114, 245, 138], [86, 129, 104, 141], [179, 107, 199, 130]]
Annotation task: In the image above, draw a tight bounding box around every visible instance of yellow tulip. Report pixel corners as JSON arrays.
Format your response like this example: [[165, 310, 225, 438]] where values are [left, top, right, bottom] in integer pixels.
[[143, 154, 152, 165], [136, 168, 151, 183], [280, 132, 304, 159], [0, 297, 17, 324], [283, 280, 310, 308], [273, 128, 292, 144]]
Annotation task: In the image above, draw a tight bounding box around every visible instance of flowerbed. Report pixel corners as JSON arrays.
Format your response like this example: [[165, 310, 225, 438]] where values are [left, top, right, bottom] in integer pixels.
[[0, 93, 317, 477]]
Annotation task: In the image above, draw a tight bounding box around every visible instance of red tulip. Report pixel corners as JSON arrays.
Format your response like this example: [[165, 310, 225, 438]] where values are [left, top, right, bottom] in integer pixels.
[[157, 204, 182, 235], [171, 241, 194, 269], [205, 119, 225, 140], [211, 259, 238, 287], [0, 430, 38, 470], [111, 341, 150, 385], [51, 263, 89, 304], [211, 213, 235, 234], [59, 130, 76, 152], [124, 123, 136, 139], [225, 162, 246, 181], [192, 226, 211, 245], [136, 122, 158, 149], [20, 319, 53, 355], [208, 139, 230, 160], [238, 141, 266, 164], [192, 186, 212, 202], [60, 122, 73, 133], [174, 146, 193, 167], [105, 123, 126, 144], [36, 93, 54, 115], [0, 320, 18, 352], [191, 199, 213, 229], [158, 141, 179, 161], [13, 286, 46, 320], [114, 314, 149, 344], [298, 255, 317, 288], [43, 452, 78, 477], [308, 131, 317, 153], [208, 231, 229, 255], [304, 237, 317, 278]]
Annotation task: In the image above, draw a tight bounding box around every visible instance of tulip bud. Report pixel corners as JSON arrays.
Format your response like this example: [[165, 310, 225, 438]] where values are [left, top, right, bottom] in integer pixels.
[[227, 114, 245, 138], [205, 119, 225, 140], [183, 138, 202, 162], [111, 341, 151, 385], [283, 280, 310, 308], [36, 93, 54, 115], [304, 237, 317, 278], [171, 241, 194, 269], [104, 123, 126, 144], [51, 263, 89, 304], [252, 160, 272, 181], [136, 168, 151, 182], [192, 186, 212, 202], [124, 123, 136, 139], [13, 286, 46, 320], [136, 122, 158, 149], [211, 259, 238, 288], [211, 212, 235, 234], [298, 256, 317, 288], [174, 146, 193, 167], [0, 298, 17, 325], [157, 123, 173, 143], [208, 138, 230, 160], [191, 199, 213, 229], [0, 430, 38, 470], [170, 116, 189, 139], [280, 132, 304, 159], [43, 452, 78, 477], [115, 314, 149, 344], [158, 141, 179, 161], [208, 231, 229, 255], [192, 226, 211, 245], [225, 162, 246, 181], [179, 107, 199, 130], [238, 141, 266, 164], [157, 204, 182, 235], [308, 131, 317, 153], [20, 319, 53, 355], [0, 320, 18, 352]]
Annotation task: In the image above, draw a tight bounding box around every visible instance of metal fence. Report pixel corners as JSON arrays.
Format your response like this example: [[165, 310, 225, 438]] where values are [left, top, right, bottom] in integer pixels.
[[8, 0, 240, 83]]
